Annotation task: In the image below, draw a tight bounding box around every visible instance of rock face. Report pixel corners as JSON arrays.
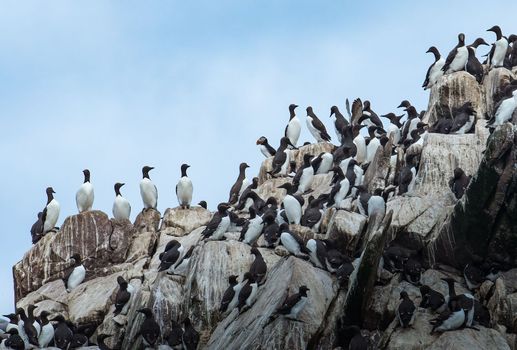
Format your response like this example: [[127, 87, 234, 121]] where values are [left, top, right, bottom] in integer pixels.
[[11, 69, 517, 350]]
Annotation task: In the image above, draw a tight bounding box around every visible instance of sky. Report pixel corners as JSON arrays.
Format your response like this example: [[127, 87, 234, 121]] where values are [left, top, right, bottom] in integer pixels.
[[1, 0, 516, 312]]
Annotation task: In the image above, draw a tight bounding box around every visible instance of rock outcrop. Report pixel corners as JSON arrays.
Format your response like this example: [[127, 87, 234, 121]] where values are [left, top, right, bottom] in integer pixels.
[[10, 67, 517, 350]]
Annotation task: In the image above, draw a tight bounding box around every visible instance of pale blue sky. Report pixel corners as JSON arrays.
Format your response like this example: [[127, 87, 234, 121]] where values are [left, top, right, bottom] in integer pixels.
[[1, 1, 516, 312]]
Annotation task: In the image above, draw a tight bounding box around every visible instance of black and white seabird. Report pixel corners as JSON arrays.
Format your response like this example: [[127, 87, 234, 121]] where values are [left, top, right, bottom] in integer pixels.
[[201, 203, 231, 240], [135, 308, 160, 348], [381, 113, 403, 145], [262, 213, 280, 248], [279, 223, 310, 256], [75, 169, 94, 213], [397, 155, 417, 195], [3, 313, 18, 333], [353, 185, 371, 216], [270, 137, 295, 177], [442, 278, 475, 327], [140, 166, 158, 211], [487, 25, 509, 68], [403, 257, 422, 285], [198, 200, 207, 209], [250, 247, 267, 285], [301, 194, 328, 232], [285, 104, 301, 147], [182, 317, 199, 350], [278, 183, 303, 225], [239, 207, 264, 245], [27, 304, 39, 337], [51, 315, 73, 350], [442, 33, 468, 74], [42, 187, 60, 234], [293, 153, 315, 194], [330, 105, 349, 143], [235, 177, 258, 211], [38, 310, 54, 348], [466, 38, 489, 83], [158, 240, 184, 272], [176, 164, 193, 209], [273, 285, 310, 320], [169, 245, 194, 275], [431, 299, 466, 333], [306, 238, 328, 269], [16, 308, 38, 348], [365, 126, 384, 164], [220, 275, 239, 313], [229, 162, 250, 205], [256, 136, 276, 158], [113, 276, 132, 315], [306, 106, 331, 142], [327, 166, 350, 209], [449, 167, 471, 199], [237, 272, 259, 312], [352, 124, 367, 164], [422, 46, 445, 90], [361, 101, 383, 129], [420, 285, 446, 313], [487, 85, 517, 127], [313, 152, 334, 175], [463, 263, 485, 290], [397, 291, 416, 328], [64, 253, 86, 292], [4, 329, 25, 350], [113, 182, 131, 220], [450, 102, 476, 134]]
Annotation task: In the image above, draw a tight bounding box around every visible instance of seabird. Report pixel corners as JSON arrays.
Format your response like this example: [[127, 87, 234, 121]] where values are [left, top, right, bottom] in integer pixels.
[[466, 38, 489, 83], [464, 263, 485, 290], [272, 285, 310, 320], [140, 166, 158, 211], [256, 136, 276, 158], [285, 104, 301, 147], [419, 285, 446, 313], [262, 213, 280, 248], [75, 169, 94, 213], [198, 200, 207, 209], [487, 86, 517, 127], [112, 182, 131, 220], [330, 105, 349, 143], [64, 253, 86, 292], [450, 102, 476, 134], [397, 155, 417, 195], [313, 152, 334, 175], [365, 126, 383, 164], [135, 308, 160, 348], [201, 203, 231, 240], [306, 106, 331, 142], [423, 46, 445, 89], [361, 101, 383, 128], [224, 274, 247, 315], [26, 304, 39, 337], [16, 308, 37, 348], [306, 238, 328, 269], [403, 257, 422, 285], [158, 240, 184, 272], [301, 194, 328, 231], [327, 166, 350, 209], [277, 183, 303, 225], [279, 224, 310, 256], [442, 278, 475, 327], [397, 291, 416, 328], [52, 315, 73, 350], [176, 164, 193, 209], [220, 275, 239, 313], [228, 162, 250, 205], [250, 247, 267, 285], [352, 125, 367, 164], [431, 299, 466, 333], [42, 187, 60, 234], [4, 329, 24, 350], [270, 137, 295, 177], [182, 318, 199, 350], [292, 153, 315, 194], [442, 33, 468, 74], [169, 245, 194, 275], [449, 167, 471, 199], [353, 185, 371, 216], [113, 276, 132, 315], [487, 25, 508, 68], [30, 212, 44, 244], [237, 272, 259, 312], [346, 325, 368, 350], [381, 113, 403, 145], [97, 334, 114, 350], [239, 207, 264, 245]]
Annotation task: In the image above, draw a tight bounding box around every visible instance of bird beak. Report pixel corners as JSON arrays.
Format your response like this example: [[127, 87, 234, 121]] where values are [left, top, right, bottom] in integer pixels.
[[397, 103, 404, 108]]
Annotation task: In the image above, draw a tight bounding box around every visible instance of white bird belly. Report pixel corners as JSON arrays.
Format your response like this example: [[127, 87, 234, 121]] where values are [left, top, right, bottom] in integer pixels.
[[287, 297, 307, 319], [317, 153, 333, 174], [306, 117, 324, 142], [113, 195, 131, 220], [283, 195, 301, 224], [38, 323, 55, 348], [280, 232, 301, 255], [140, 179, 158, 209], [287, 118, 301, 146], [245, 219, 263, 244], [353, 136, 366, 163], [297, 168, 314, 193], [448, 47, 468, 73], [76, 182, 94, 213], [176, 177, 193, 206], [44, 199, 60, 232], [67, 265, 86, 291]]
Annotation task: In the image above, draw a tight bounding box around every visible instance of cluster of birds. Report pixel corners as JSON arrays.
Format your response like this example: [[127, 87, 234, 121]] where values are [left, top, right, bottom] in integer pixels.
[[7, 25, 516, 350]]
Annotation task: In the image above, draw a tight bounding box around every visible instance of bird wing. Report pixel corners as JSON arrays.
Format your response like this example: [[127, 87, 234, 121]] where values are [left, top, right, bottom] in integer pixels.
[[422, 62, 433, 88], [351, 98, 363, 125], [442, 47, 458, 71], [278, 293, 301, 313], [202, 213, 223, 237]]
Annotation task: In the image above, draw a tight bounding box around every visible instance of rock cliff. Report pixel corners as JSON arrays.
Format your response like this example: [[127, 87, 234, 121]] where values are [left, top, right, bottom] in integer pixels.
[[10, 67, 517, 349]]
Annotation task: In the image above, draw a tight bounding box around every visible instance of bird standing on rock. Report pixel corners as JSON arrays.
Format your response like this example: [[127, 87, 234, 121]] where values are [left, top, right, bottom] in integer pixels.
[[176, 164, 193, 209], [306, 106, 331, 142], [201, 203, 231, 240], [256, 136, 276, 158], [228, 163, 250, 204], [423, 46, 445, 89], [397, 291, 416, 328], [64, 253, 86, 292], [285, 104, 301, 147], [140, 166, 158, 211], [42, 187, 60, 234], [134, 308, 160, 348], [112, 182, 131, 220], [75, 169, 94, 213], [449, 167, 471, 199]]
